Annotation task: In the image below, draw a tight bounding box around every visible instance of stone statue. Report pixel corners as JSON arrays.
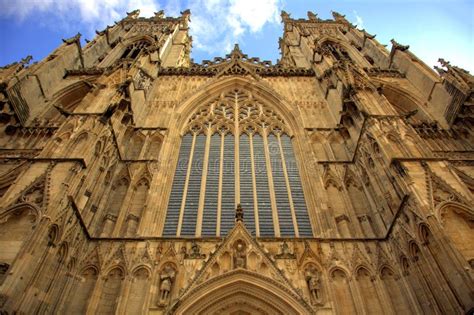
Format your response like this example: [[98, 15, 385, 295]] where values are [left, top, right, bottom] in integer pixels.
[[158, 265, 175, 305], [185, 241, 206, 259], [275, 241, 296, 259], [235, 203, 244, 222], [234, 241, 246, 269], [305, 269, 323, 305]]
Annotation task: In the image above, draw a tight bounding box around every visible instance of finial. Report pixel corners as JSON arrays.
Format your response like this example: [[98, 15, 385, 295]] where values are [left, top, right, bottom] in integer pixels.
[[154, 10, 164, 19], [235, 204, 244, 222], [281, 10, 290, 21], [62, 33, 81, 45], [332, 11, 344, 19], [126, 9, 140, 19], [230, 43, 243, 59], [438, 58, 450, 68], [390, 39, 409, 51], [20, 55, 33, 65], [307, 11, 318, 21]]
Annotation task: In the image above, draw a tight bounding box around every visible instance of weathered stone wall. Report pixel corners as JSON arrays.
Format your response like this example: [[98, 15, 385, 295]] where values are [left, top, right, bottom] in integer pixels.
[[0, 9, 473, 315]]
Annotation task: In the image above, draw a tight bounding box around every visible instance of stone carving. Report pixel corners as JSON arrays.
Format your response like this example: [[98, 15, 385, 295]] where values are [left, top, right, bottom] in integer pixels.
[[275, 241, 296, 259], [134, 69, 152, 91], [235, 203, 244, 222], [0, 262, 9, 272], [185, 241, 206, 259], [305, 267, 323, 305], [158, 264, 176, 306], [0, 7, 472, 315], [233, 240, 247, 269]]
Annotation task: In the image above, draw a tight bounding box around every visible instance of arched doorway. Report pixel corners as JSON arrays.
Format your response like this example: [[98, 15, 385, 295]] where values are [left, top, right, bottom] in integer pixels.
[[171, 270, 311, 315]]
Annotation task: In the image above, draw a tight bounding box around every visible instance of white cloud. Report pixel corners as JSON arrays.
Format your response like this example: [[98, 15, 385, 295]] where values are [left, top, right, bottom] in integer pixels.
[[229, 0, 280, 33], [188, 0, 283, 56], [353, 10, 364, 30], [0, 0, 159, 35], [0, 0, 283, 57]]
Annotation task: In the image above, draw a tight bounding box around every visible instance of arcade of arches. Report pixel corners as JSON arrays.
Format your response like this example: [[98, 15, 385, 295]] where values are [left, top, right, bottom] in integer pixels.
[[0, 8, 473, 315]]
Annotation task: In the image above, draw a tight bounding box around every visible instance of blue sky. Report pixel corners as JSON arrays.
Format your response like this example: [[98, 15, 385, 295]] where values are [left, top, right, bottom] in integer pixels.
[[0, 0, 473, 72]]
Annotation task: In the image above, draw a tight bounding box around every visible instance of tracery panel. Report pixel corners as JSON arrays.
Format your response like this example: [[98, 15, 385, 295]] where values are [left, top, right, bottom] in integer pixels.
[[163, 89, 312, 238]]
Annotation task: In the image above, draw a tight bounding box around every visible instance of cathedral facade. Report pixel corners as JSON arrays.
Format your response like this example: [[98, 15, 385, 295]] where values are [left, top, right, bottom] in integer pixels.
[[0, 8, 473, 314]]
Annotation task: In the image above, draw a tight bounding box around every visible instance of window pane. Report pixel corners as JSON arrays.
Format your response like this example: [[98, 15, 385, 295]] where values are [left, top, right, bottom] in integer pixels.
[[181, 134, 206, 236], [163, 134, 193, 236]]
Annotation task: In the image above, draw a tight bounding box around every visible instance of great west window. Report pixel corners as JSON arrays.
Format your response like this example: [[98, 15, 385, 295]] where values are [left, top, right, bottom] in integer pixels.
[[163, 89, 313, 237]]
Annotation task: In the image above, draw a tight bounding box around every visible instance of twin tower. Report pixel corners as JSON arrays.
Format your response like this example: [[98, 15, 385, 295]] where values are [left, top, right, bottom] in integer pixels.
[[0, 8, 473, 314]]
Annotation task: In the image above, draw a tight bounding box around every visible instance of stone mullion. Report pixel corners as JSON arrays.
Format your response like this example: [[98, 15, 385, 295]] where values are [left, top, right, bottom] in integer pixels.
[[195, 127, 212, 237], [263, 128, 280, 237], [216, 133, 225, 236], [176, 133, 196, 237], [234, 95, 240, 206], [249, 134, 260, 237], [277, 133, 299, 237]]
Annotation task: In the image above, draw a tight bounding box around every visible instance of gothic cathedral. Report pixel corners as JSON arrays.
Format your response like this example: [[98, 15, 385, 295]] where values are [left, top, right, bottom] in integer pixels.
[[0, 9, 473, 315]]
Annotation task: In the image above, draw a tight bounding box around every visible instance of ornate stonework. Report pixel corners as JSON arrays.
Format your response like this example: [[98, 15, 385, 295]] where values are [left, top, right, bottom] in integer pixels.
[[0, 9, 473, 315]]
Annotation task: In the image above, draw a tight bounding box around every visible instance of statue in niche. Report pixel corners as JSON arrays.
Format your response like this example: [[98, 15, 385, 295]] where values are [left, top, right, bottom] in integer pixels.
[[275, 241, 296, 259], [305, 267, 323, 305], [185, 241, 206, 259], [158, 265, 176, 306], [235, 203, 244, 222], [233, 240, 247, 269]]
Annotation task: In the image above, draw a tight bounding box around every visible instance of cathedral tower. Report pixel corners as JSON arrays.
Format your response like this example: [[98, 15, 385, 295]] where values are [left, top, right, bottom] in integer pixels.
[[0, 9, 473, 314]]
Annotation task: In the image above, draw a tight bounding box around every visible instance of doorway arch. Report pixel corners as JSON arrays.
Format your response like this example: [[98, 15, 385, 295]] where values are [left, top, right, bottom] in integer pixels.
[[171, 270, 312, 314]]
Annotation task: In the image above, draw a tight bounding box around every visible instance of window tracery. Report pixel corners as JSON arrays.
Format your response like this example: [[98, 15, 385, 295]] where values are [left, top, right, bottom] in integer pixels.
[[163, 89, 312, 237], [120, 41, 150, 60]]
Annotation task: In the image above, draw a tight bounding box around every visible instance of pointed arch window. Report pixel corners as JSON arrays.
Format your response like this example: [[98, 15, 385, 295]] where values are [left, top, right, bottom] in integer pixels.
[[120, 41, 150, 60], [163, 89, 313, 237]]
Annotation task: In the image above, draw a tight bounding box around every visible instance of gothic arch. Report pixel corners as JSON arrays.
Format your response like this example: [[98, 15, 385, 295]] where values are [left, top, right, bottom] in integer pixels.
[[96, 266, 125, 314], [162, 76, 315, 237], [99, 35, 154, 67], [125, 265, 152, 313], [375, 81, 433, 122], [43, 80, 93, 120], [0, 203, 40, 270], [379, 265, 412, 313], [173, 270, 311, 314], [437, 202, 474, 262], [354, 265, 384, 314], [315, 37, 370, 66], [328, 267, 357, 314], [175, 76, 300, 136], [65, 265, 99, 313]]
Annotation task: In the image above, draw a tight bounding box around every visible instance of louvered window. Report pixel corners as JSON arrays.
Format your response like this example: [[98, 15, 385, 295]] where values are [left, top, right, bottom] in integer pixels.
[[163, 89, 313, 237]]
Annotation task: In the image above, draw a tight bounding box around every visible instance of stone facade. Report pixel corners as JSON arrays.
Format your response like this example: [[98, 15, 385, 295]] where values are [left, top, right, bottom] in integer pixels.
[[0, 9, 473, 314]]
